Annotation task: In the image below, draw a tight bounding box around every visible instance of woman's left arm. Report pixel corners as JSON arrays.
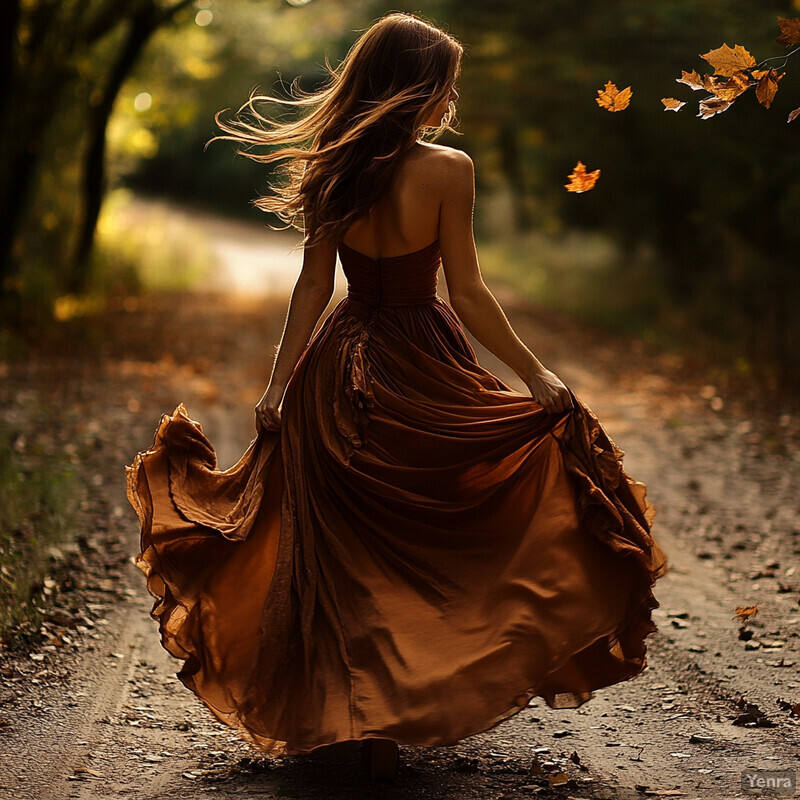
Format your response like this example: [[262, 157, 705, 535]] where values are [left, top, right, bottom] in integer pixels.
[[255, 235, 337, 431]]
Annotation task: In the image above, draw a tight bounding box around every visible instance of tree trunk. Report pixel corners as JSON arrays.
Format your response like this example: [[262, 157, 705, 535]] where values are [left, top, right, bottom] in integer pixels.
[[0, 0, 24, 285], [69, 9, 160, 290], [70, 0, 195, 291], [0, 0, 115, 289]]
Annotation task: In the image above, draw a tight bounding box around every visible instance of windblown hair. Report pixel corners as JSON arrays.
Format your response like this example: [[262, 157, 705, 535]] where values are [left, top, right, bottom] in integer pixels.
[[207, 12, 463, 246]]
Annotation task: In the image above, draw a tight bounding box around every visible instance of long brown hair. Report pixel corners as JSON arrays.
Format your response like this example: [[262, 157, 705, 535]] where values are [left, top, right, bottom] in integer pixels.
[[207, 12, 463, 246]]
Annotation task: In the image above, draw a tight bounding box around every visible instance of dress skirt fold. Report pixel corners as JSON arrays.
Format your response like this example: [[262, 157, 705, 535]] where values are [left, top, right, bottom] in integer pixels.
[[126, 239, 668, 756]]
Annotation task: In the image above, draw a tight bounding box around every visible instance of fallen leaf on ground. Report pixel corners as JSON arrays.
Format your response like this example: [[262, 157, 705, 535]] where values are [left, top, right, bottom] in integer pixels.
[[733, 604, 759, 621], [789, 107, 800, 123], [74, 767, 105, 778], [733, 711, 777, 727]]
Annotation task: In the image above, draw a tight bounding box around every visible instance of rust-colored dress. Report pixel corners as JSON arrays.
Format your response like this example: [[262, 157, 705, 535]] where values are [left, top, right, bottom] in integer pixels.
[[126, 237, 669, 757]]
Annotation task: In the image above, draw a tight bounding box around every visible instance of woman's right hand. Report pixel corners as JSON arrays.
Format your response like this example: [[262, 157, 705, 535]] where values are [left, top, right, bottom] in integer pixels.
[[524, 367, 574, 414]]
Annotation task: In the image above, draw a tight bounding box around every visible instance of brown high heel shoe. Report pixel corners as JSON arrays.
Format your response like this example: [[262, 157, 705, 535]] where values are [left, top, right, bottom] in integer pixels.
[[361, 737, 399, 781]]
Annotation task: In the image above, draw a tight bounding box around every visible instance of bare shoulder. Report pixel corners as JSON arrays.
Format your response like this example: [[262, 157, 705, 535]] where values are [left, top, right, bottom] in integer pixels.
[[411, 142, 473, 175], [404, 143, 474, 201]]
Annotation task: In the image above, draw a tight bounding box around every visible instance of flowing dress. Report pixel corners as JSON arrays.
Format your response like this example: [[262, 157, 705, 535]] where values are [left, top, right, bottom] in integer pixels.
[[126, 237, 669, 757]]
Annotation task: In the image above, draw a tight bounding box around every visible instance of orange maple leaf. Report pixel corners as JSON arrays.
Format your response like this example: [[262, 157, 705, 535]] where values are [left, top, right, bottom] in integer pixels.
[[595, 81, 632, 112], [789, 106, 800, 123], [704, 70, 755, 102], [676, 70, 707, 91], [661, 97, 686, 111], [565, 161, 601, 193], [776, 16, 800, 47], [755, 69, 785, 108], [700, 43, 756, 77], [733, 604, 759, 622]]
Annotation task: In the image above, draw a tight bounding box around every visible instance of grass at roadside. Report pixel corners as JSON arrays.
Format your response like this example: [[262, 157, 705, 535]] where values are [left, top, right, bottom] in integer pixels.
[[0, 192, 219, 649], [477, 230, 668, 341], [476, 230, 761, 390], [0, 423, 84, 649]]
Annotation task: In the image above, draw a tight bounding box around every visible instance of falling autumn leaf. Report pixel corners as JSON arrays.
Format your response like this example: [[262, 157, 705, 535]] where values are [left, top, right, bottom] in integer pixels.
[[661, 97, 686, 111], [700, 43, 756, 77], [755, 69, 785, 108], [595, 81, 632, 112], [676, 69, 707, 91], [697, 96, 732, 119], [565, 161, 601, 193], [705, 71, 754, 102], [733, 604, 759, 622], [689, 68, 762, 119], [776, 16, 800, 47], [789, 106, 800, 123]]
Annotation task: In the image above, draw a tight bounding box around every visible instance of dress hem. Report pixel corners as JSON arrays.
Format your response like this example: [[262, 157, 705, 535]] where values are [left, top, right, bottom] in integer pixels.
[[126, 391, 668, 758]]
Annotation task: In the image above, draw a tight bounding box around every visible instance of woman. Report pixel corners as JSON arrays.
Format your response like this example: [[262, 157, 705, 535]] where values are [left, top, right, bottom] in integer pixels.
[[127, 11, 669, 783]]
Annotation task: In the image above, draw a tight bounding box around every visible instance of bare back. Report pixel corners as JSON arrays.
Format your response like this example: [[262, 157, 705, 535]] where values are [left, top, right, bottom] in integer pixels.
[[340, 142, 448, 259]]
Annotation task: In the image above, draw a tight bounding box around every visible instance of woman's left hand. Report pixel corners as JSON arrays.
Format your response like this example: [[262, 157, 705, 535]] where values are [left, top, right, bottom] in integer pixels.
[[255, 384, 284, 432], [524, 367, 574, 415]]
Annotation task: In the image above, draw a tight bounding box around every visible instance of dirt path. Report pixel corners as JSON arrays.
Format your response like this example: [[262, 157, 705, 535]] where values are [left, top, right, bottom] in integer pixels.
[[1, 211, 799, 800]]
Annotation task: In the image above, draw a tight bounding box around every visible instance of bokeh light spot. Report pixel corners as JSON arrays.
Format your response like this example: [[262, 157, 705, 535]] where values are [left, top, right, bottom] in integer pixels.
[[133, 92, 152, 112]]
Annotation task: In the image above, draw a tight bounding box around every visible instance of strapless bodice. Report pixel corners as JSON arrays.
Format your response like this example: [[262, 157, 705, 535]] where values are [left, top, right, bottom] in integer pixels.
[[338, 239, 441, 308]]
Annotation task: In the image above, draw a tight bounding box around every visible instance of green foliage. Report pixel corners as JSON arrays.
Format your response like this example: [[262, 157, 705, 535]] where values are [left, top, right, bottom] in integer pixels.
[[115, 0, 378, 218], [439, 0, 800, 388], [1, 189, 218, 335], [478, 230, 669, 339], [5, 0, 800, 388], [2, 0, 202, 301]]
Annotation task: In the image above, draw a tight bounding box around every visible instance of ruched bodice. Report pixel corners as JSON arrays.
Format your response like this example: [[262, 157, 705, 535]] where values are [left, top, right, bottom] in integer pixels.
[[338, 238, 441, 308]]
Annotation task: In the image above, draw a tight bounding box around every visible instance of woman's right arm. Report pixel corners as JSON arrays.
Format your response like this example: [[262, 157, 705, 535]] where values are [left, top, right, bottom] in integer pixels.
[[437, 149, 573, 415], [255, 234, 337, 431]]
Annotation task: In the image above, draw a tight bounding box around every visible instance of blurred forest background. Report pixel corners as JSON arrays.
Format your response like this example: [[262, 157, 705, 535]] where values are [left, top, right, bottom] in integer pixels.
[[2, 0, 800, 386]]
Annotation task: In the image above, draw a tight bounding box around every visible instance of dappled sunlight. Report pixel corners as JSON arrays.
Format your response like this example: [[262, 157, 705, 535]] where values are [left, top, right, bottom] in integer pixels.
[[53, 294, 107, 322], [95, 191, 349, 300], [95, 189, 218, 292]]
